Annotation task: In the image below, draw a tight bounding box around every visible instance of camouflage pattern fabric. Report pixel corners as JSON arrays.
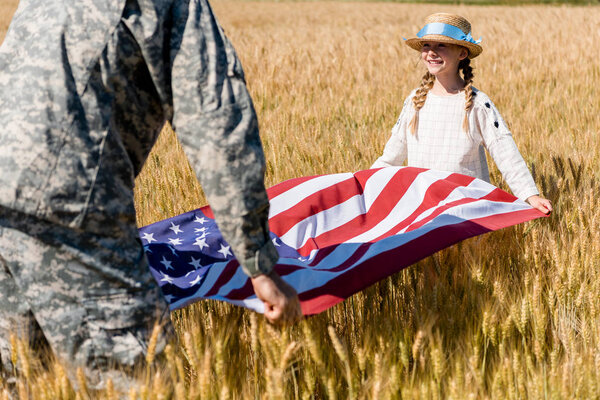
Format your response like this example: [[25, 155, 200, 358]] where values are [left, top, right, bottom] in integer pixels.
[[0, 0, 278, 390], [0, 212, 173, 391]]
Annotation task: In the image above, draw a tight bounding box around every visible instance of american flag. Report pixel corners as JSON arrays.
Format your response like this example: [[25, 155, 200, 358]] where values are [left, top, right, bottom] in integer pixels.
[[139, 167, 545, 315]]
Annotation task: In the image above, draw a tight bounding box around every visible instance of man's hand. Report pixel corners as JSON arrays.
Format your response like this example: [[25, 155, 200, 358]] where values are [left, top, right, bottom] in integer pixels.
[[251, 270, 302, 325], [526, 195, 553, 215]]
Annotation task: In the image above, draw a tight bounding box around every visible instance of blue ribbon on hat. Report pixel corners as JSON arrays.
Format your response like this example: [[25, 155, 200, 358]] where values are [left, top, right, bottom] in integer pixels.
[[415, 22, 482, 44]]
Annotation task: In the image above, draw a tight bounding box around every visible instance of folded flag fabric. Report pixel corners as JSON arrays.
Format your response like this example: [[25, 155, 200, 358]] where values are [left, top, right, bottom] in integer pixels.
[[139, 167, 546, 315]]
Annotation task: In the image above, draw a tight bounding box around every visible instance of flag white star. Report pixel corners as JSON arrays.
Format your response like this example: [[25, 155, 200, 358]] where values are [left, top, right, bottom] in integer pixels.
[[160, 256, 174, 270], [189, 275, 202, 286], [194, 227, 208, 233], [194, 216, 207, 224], [159, 271, 174, 284], [217, 244, 232, 258], [167, 245, 178, 256], [189, 256, 203, 269], [168, 238, 183, 246], [196, 231, 210, 239], [141, 232, 156, 243], [169, 222, 183, 234], [193, 237, 209, 250], [272, 237, 281, 247]]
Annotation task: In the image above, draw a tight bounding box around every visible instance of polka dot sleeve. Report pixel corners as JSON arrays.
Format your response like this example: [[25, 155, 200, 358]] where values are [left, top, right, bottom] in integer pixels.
[[474, 96, 539, 201]]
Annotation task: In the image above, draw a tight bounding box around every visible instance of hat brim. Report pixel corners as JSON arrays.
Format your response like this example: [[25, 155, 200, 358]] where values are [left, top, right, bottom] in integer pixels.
[[405, 35, 482, 59]]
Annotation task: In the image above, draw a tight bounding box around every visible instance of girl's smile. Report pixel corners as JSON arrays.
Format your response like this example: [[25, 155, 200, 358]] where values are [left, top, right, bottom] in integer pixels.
[[421, 42, 466, 78], [421, 41, 469, 95]]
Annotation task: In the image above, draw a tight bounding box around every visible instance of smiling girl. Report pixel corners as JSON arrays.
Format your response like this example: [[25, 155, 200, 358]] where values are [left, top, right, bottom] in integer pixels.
[[372, 13, 552, 214]]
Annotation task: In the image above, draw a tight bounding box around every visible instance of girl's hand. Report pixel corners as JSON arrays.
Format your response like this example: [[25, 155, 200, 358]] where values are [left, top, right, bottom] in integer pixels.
[[526, 195, 552, 215]]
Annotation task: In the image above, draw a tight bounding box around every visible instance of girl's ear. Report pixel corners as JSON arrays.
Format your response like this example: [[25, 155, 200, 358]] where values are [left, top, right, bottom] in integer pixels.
[[459, 47, 469, 60]]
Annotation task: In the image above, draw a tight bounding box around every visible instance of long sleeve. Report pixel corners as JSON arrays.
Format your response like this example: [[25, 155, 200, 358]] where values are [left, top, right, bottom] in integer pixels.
[[474, 95, 539, 201], [371, 95, 412, 168], [169, 0, 277, 277]]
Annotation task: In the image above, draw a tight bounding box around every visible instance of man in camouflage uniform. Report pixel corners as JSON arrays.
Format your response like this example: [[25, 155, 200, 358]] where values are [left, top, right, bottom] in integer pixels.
[[0, 0, 301, 391]]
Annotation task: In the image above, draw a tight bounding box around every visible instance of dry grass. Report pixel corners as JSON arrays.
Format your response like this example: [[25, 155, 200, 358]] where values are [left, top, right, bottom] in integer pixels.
[[3, 1, 600, 399], [0, 1, 18, 44]]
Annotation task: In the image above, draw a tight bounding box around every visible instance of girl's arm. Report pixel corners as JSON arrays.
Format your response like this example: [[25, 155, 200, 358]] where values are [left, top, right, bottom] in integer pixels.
[[475, 97, 552, 214]]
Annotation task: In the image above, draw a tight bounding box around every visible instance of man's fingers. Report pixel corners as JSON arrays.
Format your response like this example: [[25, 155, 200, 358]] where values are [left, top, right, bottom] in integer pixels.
[[264, 299, 302, 326], [251, 270, 302, 325], [264, 307, 282, 325]]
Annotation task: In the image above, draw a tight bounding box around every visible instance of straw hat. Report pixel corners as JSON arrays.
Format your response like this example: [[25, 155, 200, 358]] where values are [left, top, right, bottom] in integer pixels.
[[405, 13, 482, 59]]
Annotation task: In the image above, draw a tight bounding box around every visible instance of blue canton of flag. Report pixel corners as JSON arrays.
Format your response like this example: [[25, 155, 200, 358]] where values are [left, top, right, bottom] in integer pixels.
[[139, 210, 300, 307]]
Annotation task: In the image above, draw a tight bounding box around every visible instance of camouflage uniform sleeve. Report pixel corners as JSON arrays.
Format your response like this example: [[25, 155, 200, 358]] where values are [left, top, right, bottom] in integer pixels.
[[169, 0, 277, 277]]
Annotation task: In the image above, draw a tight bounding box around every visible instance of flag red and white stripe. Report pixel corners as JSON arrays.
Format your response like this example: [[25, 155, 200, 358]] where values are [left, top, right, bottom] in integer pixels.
[[139, 167, 545, 315]]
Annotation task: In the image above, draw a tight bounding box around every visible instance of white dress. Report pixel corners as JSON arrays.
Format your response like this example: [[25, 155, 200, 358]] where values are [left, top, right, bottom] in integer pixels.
[[372, 87, 539, 201]]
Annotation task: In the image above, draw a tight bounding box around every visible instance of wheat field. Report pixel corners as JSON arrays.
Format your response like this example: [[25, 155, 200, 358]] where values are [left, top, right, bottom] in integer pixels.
[[2, 1, 600, 399]]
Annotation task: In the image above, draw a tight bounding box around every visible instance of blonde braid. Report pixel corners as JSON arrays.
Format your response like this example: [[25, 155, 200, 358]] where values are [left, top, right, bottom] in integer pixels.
[[461, 58, 475, 133], [409, 72, 435, 135]]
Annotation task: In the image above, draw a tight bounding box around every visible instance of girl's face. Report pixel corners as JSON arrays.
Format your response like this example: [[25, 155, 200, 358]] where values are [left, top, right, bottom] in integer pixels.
[[421, 41, 468, 78]]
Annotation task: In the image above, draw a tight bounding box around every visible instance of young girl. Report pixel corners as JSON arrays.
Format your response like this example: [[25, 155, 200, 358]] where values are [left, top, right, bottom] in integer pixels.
[[372, 13, 552, 214]]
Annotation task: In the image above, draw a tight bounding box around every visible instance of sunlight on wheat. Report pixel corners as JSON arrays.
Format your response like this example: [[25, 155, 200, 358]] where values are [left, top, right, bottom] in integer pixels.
[[2, 1, 600, 399]]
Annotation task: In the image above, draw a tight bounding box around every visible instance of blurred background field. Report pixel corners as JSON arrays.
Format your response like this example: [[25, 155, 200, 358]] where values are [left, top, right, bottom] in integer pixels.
[[2, 1, 600, 399], [0, 1, 18, 43]]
